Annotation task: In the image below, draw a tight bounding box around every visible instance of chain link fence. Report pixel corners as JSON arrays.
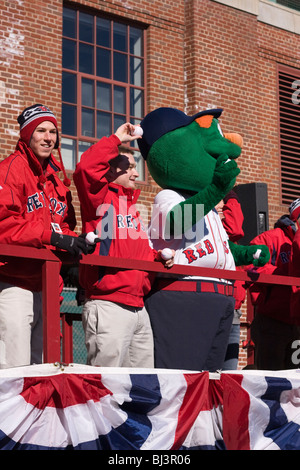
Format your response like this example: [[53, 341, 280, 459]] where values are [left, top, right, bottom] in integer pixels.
[[60, 287, 87, 364]]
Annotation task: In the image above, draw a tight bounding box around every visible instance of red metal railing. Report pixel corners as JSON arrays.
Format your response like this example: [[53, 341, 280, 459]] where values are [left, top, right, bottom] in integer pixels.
[[0, 244, 61, 363], [1, 243, 300, 365]]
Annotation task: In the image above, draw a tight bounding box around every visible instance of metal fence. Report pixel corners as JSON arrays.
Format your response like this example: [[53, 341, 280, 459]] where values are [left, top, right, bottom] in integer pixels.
[[2, 244, 300, 366]]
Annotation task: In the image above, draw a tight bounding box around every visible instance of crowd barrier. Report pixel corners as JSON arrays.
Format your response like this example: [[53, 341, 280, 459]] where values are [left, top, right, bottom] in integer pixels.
[[1, 243, 300, 365], [1, 244, 300, 451]]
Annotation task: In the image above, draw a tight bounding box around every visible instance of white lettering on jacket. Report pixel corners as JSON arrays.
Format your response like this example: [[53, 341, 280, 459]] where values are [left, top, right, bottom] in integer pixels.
[[116, 214, 145, 232], [27, 191, 66, 217]]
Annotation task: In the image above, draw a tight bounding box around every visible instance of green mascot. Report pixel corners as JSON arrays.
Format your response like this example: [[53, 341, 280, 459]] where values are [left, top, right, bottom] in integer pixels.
[[138, 107, 269, 372]]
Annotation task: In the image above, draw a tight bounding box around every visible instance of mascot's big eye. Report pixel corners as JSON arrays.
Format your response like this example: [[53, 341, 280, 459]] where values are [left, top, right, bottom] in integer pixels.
[[217, 122, 224, 136]]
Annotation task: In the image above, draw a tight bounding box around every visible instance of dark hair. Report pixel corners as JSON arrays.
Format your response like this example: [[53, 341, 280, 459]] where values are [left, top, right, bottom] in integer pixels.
[[109, 146, 134, 169], [118, 145, 134, 155]]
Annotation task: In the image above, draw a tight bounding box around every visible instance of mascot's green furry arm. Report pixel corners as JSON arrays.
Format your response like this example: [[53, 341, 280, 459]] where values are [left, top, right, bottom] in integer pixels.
[[228, 240, 269, 267], [138, 107, 270, 268]]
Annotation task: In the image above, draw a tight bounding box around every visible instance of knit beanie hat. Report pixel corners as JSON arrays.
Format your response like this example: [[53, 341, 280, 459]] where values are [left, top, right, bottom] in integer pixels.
[[289, 198, 300, 221], [17, 104, 71, 186], [18, 104, 59, 148]]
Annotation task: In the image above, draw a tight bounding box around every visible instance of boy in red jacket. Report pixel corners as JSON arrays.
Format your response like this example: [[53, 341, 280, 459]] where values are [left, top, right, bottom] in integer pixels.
[[74, 123, 173, 368], [0, 104, 92, 369]]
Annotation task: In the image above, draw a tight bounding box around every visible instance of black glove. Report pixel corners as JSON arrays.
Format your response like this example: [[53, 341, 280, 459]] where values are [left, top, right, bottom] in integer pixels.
[[50, 232, 95, 256], [78, 233, 97, 254]]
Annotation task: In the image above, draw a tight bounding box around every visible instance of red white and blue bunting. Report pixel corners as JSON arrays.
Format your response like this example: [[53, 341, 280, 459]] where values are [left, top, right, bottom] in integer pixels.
[[0, 364, 299, 450]]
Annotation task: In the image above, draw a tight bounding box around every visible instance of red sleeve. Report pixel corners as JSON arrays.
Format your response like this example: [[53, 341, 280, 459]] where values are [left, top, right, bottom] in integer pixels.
[[0, 171, 77, 248], [0, 183, 47, 248], [222, 198, 244, 242], [73, 134, 121, 217]]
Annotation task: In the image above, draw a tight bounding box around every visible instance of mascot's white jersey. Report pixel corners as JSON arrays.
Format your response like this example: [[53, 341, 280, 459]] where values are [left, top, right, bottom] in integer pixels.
[[148, 189, 236, 280]]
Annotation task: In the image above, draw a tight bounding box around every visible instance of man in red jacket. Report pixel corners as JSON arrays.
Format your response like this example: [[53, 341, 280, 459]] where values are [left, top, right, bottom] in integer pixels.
[[74, 123, 173, 368], [289, 199, 300, 369], [249, 203, 300, 370], [0, 104, 93, 369]]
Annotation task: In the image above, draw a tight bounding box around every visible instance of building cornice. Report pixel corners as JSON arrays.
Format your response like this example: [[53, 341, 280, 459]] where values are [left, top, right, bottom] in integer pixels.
[[212, 0, 300, 34]]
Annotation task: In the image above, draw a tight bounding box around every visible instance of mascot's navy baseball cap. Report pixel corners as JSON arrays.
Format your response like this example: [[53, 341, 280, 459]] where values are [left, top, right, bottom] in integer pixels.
[[138, 107, 223, 159]]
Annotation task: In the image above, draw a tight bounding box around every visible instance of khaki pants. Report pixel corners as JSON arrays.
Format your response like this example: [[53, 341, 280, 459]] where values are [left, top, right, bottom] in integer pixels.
[[0, 282, 43, 369], [82, 299, 154, 368]]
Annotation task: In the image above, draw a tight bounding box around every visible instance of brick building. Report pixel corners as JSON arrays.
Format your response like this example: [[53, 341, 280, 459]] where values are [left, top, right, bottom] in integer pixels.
[[1, 0, 300, 367]]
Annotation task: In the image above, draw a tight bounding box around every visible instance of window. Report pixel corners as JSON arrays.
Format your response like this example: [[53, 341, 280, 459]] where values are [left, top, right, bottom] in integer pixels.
[[269, 0, 300, 12], [278, 65, 300, 204], [62, 7, 146, 179]]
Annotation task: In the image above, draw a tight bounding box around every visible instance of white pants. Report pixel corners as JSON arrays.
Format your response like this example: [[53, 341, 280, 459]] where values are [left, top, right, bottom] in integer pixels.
[[0, 282, 43, 369], [82, 299, 154, 368]]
